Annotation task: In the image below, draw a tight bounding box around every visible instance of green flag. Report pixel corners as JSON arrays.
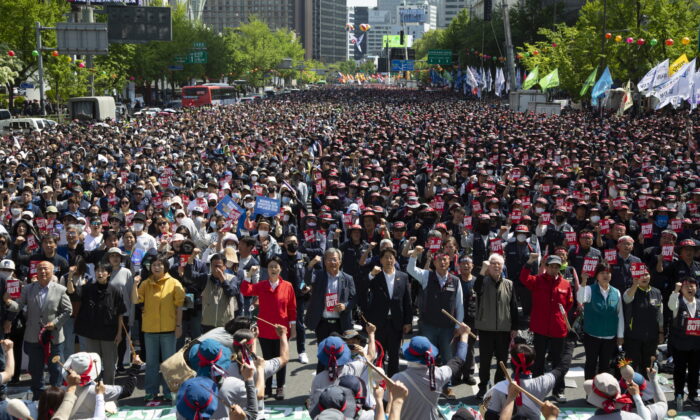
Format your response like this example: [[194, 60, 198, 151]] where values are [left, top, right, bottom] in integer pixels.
[[539, 69, 559, 91], [579, 67, 598, 96], [521, 67, 539, 90]]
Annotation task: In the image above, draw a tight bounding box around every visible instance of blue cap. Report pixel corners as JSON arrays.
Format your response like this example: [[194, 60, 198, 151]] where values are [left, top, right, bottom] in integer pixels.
[[176, 377, 219, 419], [188, 339, 232, 378], [317, 336, 351, 367], [401, 336, 439, 364]]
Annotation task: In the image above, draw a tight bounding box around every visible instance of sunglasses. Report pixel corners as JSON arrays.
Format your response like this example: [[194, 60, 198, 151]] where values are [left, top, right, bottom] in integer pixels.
[[157, 222, 167, 226]]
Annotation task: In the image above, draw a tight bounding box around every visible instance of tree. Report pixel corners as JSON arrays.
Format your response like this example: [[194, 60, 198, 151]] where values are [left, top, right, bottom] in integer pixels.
[[519, 0, 700, 97], [0, 0, 69, 108]]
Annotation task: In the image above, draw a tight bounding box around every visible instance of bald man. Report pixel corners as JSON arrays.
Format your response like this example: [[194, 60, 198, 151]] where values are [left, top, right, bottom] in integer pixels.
[[6, 260, 72, 400]]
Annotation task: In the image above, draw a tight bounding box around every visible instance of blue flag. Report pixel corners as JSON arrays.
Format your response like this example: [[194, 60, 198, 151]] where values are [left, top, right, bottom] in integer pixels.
[[254, 196, 281, 218], [591, 66, 613, 106]]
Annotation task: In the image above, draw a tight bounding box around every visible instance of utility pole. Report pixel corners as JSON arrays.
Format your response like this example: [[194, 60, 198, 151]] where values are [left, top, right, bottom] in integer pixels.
[[83, 0, 95, 96], [35, 22, 46, 116], [600, 0, 607, 69], [501, 1, 516, 91]]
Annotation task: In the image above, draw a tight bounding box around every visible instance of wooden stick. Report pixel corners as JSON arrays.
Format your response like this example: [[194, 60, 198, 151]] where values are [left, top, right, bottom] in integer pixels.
[[365, 360, 395, 386], [120, 318, 137, 356], [254, 316, 279, 328], [498, 361, 544, 408], [441, 309, 478, 339]]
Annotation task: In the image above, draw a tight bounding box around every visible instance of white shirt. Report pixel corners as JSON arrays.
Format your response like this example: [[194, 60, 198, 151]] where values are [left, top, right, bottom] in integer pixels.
[[384, 270, 396, 299], [322, 273, 340, 319], [407, 257, 464, 328], [668, 291, 697, 318]]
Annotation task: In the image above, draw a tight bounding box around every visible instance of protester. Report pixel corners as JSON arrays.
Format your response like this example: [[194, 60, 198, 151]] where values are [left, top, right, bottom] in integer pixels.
[[668, 277, 700, 411]]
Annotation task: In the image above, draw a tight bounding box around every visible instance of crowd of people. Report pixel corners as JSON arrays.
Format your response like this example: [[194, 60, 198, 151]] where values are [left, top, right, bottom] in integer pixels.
[[0, 87, 697, 419]]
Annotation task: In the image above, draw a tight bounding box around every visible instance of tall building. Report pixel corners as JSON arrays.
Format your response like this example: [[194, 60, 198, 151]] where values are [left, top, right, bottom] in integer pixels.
[[439, 0, 468, 28], [312, 0, 348, 63], [200, 0, 296, 34], [366, 0, 438, 56]]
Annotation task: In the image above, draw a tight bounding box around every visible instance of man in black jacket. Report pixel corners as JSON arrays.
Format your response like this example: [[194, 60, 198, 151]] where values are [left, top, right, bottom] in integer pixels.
[[366, 248, 412, 377], [623, 270, 664, 375], [304, 248, 356, 343], [456, 256, 477, 385]]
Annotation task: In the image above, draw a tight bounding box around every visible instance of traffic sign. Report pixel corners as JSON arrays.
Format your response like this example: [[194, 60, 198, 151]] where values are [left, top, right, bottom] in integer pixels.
[[391, 60, 414, 71], [168, 65, 184, 71], [185, 51, 208, 64], [428, 49, 452, 65]]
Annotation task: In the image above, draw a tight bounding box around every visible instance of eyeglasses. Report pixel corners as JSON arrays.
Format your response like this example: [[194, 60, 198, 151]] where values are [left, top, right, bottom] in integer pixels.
[[121, 201, 130, 204], [0, 241, 7, 245], [158, 222, 167, 226]]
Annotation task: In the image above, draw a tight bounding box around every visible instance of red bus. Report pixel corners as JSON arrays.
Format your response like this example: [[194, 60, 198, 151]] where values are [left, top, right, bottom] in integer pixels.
[[182, 84, 239, 107]]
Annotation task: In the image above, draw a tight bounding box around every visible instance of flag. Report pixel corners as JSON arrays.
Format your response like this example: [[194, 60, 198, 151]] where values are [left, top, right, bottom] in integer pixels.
[[670, 54, 689, 76], [580, 67, 598, 96], [654, 59, 696, 110], [466, 67, 479, 95], [637, 61, 662, 93], [521, 66, 539, 90], [618, 80, 634, 115], [691, 71, 700, 110], [647, 59, 670, 95], [495, 67, 505, 97], [538, 69, 559, 91], [591, 66, 613, 106]]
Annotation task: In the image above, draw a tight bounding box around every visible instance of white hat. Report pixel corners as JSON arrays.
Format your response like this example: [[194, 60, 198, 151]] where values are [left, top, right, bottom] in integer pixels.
[[0, 260, 15, 271], [20, 211, 33, 220], [62, 352, 102, 385]]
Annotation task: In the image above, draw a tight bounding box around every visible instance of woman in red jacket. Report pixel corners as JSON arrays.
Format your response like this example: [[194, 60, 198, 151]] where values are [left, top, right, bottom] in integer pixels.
[[240, 256, 297, 400], [519, 253, 573, 403]]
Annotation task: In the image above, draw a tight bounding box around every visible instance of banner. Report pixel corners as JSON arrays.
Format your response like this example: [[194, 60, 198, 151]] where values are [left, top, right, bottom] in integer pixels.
[[670, 54, 689, 76], [582, 257, 598, 277], [521, 66, 539, 90], [591, 67, 613, 106], [539, 68, 559, 91], [253, 196, 280, 218], [580, 67, 598, 96]]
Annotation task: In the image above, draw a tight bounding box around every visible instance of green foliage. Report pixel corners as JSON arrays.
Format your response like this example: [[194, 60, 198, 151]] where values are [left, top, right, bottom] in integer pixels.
[[520, 0, 700, 97]]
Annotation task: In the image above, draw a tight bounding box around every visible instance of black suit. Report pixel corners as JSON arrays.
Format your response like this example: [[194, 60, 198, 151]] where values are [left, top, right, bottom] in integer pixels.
[[304, 269, 356, 342], [365, 270, 412, 377]]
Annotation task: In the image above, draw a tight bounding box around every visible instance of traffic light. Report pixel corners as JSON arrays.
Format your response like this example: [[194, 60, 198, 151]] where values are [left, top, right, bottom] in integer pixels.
[[484, 0, 492, 21], [400, 30, 404, 45]]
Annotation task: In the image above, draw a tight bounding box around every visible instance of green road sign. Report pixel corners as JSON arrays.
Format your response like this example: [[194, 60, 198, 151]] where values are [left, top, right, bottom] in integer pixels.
[[428, 49, 452, 65], [185, 50, 208, 64], [174, 55, 186, 64]]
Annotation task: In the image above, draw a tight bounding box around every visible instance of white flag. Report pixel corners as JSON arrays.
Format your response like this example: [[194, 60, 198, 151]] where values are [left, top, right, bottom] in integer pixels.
[[495, 68, 505, 97], [654, 59, 695, 110], [637, 61, 662, 93], [646, 59, 670, 97], [691, 71, 700, 110]]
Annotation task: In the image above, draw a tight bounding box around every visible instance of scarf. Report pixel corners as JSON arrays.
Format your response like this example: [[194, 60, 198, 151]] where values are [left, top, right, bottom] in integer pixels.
[[184, 393, 213, 420], [38, 327, 52, 365], [324, 344, 346, 381], [512, 353, 533, 406], [407, 346, 437, 391], [592, 383, 634, 413]]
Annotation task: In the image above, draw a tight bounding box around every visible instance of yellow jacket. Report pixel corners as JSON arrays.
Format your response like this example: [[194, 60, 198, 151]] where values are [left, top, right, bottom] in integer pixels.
[[137, 273, 185, 333]]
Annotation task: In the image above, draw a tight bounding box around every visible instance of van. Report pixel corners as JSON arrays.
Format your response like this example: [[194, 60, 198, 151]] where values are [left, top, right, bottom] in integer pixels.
[[0, 109, 11, 120], [0, 118, 52, 134]]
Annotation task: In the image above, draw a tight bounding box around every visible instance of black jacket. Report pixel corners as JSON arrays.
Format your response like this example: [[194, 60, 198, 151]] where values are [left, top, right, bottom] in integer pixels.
[[365, 270, 412, 331], [304, 269, 356, 332], [74, 282, 126, 341]]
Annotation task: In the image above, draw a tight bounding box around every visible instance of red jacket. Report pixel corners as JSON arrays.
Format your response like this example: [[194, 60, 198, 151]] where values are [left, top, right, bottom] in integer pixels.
[[240, 278, 297, 340], [519, 267, 573, 338]]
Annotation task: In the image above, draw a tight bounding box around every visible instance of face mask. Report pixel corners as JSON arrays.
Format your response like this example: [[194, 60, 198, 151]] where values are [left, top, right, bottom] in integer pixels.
[[590, 215, 600, 224], [516, 234, 527, 242], [307, 222, 316, 228], [371, 185, 378, 192], [667, 203, 677, 210], [258, 230, 269, 238], [251, 176, 258, 182], [441, 178, 448, 185], [195, 216, 204, 225], [689, 182, 696, 189], [283, 214, 290, 222], [400, 184, 407, 189], [233, 193, 241, 200], [281, 196, 291, 204], [0, 272, 9, 280], [245, 202, 254, 209], [534, 207, 544, 214], [162, 200, 171, 208], [210, 221, 218, 229], [583, 194, 590, 200], [133, 223, 144, 232], [196, 192, 205, 198], [286, 243, 298, 253], [486, 169, 494, 175], [641, 183, 650, 190], [608, 187, 618, 198], [10, 208, 20, 216]]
